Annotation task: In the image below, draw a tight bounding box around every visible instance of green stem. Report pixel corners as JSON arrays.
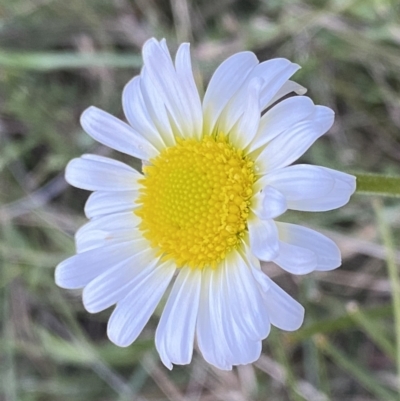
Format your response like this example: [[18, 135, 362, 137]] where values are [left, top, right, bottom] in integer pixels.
[[373, 199, 400, 392], [355, 173, 400, 197]]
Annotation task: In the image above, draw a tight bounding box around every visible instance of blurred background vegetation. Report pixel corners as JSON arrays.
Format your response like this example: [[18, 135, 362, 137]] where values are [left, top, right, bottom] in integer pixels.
[[1, 0, 400, 400]]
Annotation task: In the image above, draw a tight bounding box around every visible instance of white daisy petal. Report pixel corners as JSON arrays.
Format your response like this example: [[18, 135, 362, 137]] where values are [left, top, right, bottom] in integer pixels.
[[107, 260, 175, 347], [265, 164, 335, 201], [253, 271, 304, 331], [156, 267, 201, 369], [196, 268, 233, 370], [223, 250, 270, 340], [250, 265, 270, 292], [197, 256, 267, 369], [83, 251, 160, 313], [75, 230, 112, 254], [65, 155, 142, 192], [316, 106, 336, 133], [265, 80, 307, 109], [219, 77, 262, 149], [76, 212, 141, 249], [122, 76, 168, 150], [288, 168, 356, 211], [75, 230, 139, 254], [80, 106, 158, 160], [277, 222, 341, 271], [219, 263, 263, 365], [247, 58, 300, 110], [202, 51, 258, 134], [84, 190, 138, 219], [273, 241, 317, 275], [175, 43, 203, 139], [248, 218, 279, 261], [256, 106, 335, 174], [55, 240, 148, 289], [142, 39, 196, 139], [75, 228, 138, 254], [248, 96, 315, 153], [107, 262, 176, 347], [252, 185, 287, 220], [140, 68, 176, 147]]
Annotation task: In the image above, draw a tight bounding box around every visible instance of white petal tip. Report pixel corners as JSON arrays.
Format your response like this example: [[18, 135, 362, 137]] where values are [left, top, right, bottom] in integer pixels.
[[296, 85, 307, 95], [107, 331, 132, 348], [292, 306, 305, 331], [64, 159, 81, 188], [253, 247, 279, 262], [284, 308, 305, 332], [82, 290, 101, 314], [80, 105, 98, 125], [54, 266, 66, 288], [160, 356, 173, 370], [54, 260, 80, 289], [316, 258, 342, 272]]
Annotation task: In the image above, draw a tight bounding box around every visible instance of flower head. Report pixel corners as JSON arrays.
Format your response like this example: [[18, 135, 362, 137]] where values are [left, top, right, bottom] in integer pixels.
[[55, 38, 356, 370]]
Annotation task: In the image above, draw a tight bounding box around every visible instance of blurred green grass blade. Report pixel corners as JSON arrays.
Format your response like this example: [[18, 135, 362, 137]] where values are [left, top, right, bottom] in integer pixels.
[[39, 328, 94, 365], [1, 257, 17, 401], [373, 199, 400, 385], [97, 340, 154, 367], [347, 302, 396, 359], [289, 304, 393, 342], [316, 336, 398, 401], [38, 328, 153, 366], [270, 332, 307, 401], [0, 51, 142, 70], [118, 365, 149, 401], [355, 173, 400, 197]]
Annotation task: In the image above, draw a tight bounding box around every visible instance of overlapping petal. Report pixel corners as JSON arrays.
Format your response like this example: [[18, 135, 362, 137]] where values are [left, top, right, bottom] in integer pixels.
[[83, 254, 160, 313], [218, 77, 262, 149], [288, 168, 356, 211], [248, 96, 315, 153], [84, 190, 138, 219], [247, 58, 300, 110], [251, 186, 287, 220], [80, 106, 159, 160], [175, 43, 203, 139], [248, 218, 279, 261], [139, 68, 177, 147], [55, 240, 150, 289], [123, 76, 169, 150], [142, 39, 202, 140], [202, 51, 258, 134], [277, 222, 341, 271], [156, 267, 201, 369], [75, 211, 141, 253], [196, 251, 269, 369], [266, 79, 307, 108], [255, 106, 335, 174], [273, 241, 317, 275], [107, 260, 175, 347], [253, 270, 305, 331], [264, 164, 335, 201]]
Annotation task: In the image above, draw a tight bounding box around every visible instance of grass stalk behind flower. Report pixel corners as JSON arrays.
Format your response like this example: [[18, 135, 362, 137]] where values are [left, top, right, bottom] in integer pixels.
[[373, 199, 400, 391]]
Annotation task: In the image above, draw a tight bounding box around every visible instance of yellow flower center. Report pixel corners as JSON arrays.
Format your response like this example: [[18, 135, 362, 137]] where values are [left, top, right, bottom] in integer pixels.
[[135, 134, 255, 269]]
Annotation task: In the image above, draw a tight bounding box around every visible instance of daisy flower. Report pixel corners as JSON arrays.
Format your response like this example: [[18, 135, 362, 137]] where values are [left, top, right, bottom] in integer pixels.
[[55, 38, 356, 370]]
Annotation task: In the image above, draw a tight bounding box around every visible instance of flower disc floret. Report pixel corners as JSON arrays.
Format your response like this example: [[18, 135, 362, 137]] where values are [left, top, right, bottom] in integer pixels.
[[136, 134, 255, 269]]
